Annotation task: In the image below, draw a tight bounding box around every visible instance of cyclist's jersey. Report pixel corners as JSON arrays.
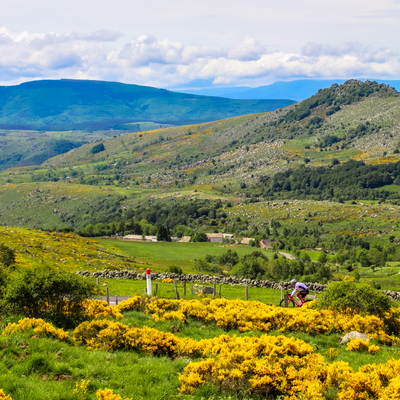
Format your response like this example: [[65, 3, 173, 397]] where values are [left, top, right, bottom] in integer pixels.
[[291, 282, 308, 297]]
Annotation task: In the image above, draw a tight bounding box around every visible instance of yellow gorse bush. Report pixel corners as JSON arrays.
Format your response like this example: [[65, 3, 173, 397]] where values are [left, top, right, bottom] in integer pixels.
[[325, 348, 339, 358], [73, 380, 89, 400], [96, 388, 132, 400], [2, 317, 69, 341], [139, 297, 399, 344], [0, 389, 12, 400], [83, 299, 123, 319], [162, 278, 174, 283]]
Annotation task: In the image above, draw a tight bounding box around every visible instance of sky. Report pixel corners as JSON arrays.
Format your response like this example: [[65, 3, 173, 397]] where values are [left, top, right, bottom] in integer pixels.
[[0, 0, 399, 88]]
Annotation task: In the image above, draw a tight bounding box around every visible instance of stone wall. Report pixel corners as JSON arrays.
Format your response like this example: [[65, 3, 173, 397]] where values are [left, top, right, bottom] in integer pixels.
[[77, 269, 400, 301], [77, 269, 327, 293]]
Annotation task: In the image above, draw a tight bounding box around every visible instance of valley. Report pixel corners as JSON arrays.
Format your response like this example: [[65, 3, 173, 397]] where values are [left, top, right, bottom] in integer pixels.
[[1, 79, 400, 400]]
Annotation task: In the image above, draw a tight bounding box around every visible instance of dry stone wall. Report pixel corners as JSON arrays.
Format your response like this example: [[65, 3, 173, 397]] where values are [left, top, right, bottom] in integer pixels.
[[76, 269, 400, 301]]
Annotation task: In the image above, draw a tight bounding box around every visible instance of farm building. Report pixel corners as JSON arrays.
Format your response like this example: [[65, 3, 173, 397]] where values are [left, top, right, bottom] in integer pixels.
[[206, 233, 224, 243], [123, 235, 157, 242]]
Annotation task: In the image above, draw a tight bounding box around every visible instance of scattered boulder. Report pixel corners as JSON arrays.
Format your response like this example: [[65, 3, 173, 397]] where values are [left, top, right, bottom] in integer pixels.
[[340, 331, 369, 345]]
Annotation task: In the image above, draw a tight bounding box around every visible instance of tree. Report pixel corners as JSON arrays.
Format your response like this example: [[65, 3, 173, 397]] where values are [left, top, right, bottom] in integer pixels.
[[192, 232, 208, 242], [90, 143, 105, 154], [117, 220, 126, 235], [157, 226, 171, 242], [318, 251, 327, 264]]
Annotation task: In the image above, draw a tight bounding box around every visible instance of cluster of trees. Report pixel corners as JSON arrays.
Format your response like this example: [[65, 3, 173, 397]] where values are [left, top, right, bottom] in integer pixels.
[[262, 160, 400, 202], [76, 198, 230, 237], [194, 249, 332, 283]]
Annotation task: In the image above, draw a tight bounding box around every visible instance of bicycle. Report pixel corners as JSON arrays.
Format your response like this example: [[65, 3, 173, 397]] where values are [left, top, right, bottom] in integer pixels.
[[279, 293, 306, 308]]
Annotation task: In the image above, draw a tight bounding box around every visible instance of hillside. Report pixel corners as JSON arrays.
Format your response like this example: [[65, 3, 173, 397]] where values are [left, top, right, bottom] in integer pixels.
[[1, 79, 400, 236], [41, 80, 400, 190], [0, 79, 295, 131]]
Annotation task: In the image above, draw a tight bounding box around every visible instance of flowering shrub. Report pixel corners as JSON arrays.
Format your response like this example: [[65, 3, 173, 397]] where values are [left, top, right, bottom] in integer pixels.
[[73, 319, 129, 351], [346, 339, 381, 354], [338, 358, 400, 400], [96, 388, 132, 400], [326, 348, 339, 358], [83, 299, 123, 319], [179, 334, 326, 398], [346, 338, 370, 352], [73, 380, 89, 400], [113, 296, 146, 314], [2, 318, 69, 341], [0, 389, 12, 400], [162, 278, 174, 283], [141, 297, 399, 344]]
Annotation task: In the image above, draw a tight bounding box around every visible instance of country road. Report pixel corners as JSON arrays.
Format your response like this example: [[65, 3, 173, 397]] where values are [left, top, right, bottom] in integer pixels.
[[278, 252, 296, 260]]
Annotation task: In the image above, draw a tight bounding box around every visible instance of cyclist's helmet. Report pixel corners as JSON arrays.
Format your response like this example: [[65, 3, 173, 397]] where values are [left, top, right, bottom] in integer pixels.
[[290, 279, 297, 284]]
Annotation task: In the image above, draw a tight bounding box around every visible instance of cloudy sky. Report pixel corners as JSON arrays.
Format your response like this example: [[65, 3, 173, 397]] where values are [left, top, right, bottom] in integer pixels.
[[1, 0, 399, 88]]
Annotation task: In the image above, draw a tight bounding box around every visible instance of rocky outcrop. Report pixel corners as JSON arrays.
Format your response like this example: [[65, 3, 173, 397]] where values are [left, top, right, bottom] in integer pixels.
[[340, 331, 369, 344], [383, 290, 400, 302]]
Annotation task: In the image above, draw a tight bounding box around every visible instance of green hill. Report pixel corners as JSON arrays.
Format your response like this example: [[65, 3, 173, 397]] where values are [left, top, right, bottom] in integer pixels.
[[0, 79, 295, 130], [1, 79, 400, 234]]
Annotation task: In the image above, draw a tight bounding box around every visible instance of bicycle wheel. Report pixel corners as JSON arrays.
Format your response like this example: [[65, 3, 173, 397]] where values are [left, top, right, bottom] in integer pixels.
[[279, 298, 295, 308]]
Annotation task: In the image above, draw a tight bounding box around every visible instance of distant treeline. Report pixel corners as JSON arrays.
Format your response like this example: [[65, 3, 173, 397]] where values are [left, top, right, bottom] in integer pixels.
[[261, 160, 400, 202]]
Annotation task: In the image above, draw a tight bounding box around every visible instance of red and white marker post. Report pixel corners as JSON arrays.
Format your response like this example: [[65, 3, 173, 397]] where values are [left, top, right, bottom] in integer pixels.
[[146, 268, 152, 296]]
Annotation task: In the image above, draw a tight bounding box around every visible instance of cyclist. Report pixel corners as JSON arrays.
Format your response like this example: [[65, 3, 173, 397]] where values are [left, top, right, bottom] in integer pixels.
[[290, 279, 309, 304]]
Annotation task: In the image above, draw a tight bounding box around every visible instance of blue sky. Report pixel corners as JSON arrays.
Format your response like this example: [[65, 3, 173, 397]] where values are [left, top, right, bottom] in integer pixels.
[[0, 0, 399, 88]]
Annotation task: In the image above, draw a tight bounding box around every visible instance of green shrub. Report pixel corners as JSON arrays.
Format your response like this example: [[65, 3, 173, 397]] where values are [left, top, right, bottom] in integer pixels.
[[0, 243, 16, 268], [192, 232, 208, 242], [168, 265, 183, 275], [90, 143, 105, 154], [194, 259, 223, 274], [315, 281, 391, 318], [2, 264, 99, 327]]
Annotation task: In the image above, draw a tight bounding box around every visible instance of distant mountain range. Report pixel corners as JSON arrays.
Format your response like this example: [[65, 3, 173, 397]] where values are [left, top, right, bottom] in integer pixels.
[[0, 79, 295, 131], [173, 79, 400, 101]]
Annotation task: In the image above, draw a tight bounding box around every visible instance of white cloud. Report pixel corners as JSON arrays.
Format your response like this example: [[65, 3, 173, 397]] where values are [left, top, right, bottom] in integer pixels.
[[0, 27, 398, 88]]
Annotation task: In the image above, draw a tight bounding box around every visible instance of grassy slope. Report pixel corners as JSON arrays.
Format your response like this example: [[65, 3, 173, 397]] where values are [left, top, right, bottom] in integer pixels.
[[1, 304, 400, 400], [0, 124, 174, 171]]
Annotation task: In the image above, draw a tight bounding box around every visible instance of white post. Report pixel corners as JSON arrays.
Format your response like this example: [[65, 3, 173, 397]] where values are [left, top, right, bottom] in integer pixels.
[[146, 268, 152, 296]]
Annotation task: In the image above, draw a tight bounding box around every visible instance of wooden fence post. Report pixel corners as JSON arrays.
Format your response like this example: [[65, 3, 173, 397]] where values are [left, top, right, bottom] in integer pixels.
[[115, 295, 119, 305], [219, 284, 222, 298], [183, 281, 186, 296], [284, 293, 289, 308], [213, 281, 216, 297], [155, 282, 158, 297], [245, 284, 248, 301], [174, 280, 180, 300], [314, 288, 317, 300], [280, 286, 283, 301], [97, 276, 100, 288], [106, 286, 109, 305], [191, 282, 194, 297]]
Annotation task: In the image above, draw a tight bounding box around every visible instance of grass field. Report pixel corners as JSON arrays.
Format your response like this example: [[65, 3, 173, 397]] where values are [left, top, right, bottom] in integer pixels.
[[100, 239, 274, 272], [96, 276, 284, 305]]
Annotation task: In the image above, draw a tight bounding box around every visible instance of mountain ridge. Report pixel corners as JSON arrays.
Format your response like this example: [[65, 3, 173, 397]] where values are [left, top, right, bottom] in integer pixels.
[[0, 79, 295, 131]]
